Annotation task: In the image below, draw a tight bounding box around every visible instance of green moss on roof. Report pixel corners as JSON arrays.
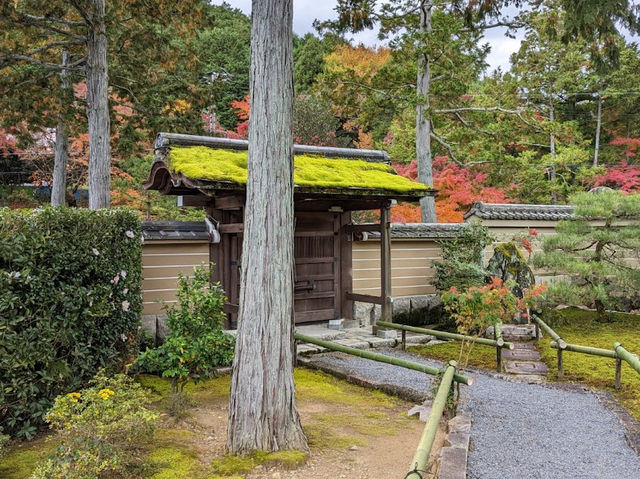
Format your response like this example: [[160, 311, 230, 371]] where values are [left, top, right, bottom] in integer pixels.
[[169, 146, 429, 193]]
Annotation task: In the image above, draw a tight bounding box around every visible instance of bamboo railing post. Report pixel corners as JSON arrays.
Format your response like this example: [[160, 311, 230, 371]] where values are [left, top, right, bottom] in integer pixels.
[[533, 316, 567, 349], [294, 333, 473, 385], [376, 321, 514, 350], [614, 342, 640, 375], [535, 321, 540, 341], [557, 348, 564, 380], [494, 323, 503, 372], [402, 329, 407, 351], [405, 361, 457, 479], [615, 358, 622, 390]]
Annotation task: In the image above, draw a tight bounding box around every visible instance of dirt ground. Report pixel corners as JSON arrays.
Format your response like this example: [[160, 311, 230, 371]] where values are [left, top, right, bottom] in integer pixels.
[[146, 369, 445, 479]]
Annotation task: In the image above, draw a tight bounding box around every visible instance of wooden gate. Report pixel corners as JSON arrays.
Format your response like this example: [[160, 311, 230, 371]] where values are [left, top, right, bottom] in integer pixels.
[[293, 212, 341, 323]]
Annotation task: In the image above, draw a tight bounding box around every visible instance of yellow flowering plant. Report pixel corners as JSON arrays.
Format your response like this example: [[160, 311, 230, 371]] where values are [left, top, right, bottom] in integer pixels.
[[33, 371, 157, 479]]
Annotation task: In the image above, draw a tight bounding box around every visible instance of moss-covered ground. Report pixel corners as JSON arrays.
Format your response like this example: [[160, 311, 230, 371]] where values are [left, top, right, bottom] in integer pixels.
[[536, 308, 640, 421], [170, 146, 430, 193], [2, 368, 420, 478], [409, 340, 500, 371]]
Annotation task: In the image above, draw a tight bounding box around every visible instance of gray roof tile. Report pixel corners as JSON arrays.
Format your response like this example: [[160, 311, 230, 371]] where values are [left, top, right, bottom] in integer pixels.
[[463, 202, 574, 221]]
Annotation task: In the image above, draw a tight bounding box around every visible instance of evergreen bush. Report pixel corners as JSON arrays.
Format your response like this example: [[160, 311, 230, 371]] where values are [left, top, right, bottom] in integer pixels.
[[0, 207, 142, 438], [533, 190, 640, 320]]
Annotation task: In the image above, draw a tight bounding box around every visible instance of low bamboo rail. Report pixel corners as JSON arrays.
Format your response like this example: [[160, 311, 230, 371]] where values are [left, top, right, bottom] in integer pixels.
[[294, 332, 472, 385], [614, 342, 640, 375], [376, 320, 513, 372], [405, 360, 458, 479], [535, 315, 640, 389]]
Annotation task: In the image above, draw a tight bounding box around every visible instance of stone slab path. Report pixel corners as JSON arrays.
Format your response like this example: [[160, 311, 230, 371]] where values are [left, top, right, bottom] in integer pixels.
[[490, 325, 549, 381], [303, 349, 640, 479]]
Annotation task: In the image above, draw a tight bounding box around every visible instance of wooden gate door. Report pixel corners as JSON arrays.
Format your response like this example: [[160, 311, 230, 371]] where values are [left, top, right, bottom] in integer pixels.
[[293, 212, 341, 323]]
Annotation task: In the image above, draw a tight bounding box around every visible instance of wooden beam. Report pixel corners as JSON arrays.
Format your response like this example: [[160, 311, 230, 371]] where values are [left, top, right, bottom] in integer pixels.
[[219, 223, 244, 234], [214, 195, 245, 210], [380, 204, 392, 322], [340, 211, 353, 320], [181, 195, 213, 207], [344, 223, 382, 234], [346, 292, 384, 305]]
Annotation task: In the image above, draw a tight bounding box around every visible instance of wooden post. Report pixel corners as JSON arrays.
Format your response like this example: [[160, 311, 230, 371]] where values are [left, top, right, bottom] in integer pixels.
[[535, 322, 540, 341], [615, 358, 622, 390], [494, 326, 502, 372], [557, 349, 564, 380], [402, 329, 407, 351], [380, 203, 392, 323]]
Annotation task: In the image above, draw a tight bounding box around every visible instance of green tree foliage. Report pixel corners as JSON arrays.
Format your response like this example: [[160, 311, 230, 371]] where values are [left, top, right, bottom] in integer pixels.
[[195, 3, 251, 130], [134, 265, 234, 396], [0, 208, 142, 438], [293, 33, 343, 93], [533, 190, 640, 319]]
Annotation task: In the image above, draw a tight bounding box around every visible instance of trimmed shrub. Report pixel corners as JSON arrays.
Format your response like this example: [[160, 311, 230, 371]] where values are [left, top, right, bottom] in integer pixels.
[[0, 208, 142, 438]]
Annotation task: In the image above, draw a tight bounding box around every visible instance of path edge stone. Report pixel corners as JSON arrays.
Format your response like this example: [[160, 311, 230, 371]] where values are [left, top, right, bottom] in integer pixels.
[[438, 412, 471, 479]]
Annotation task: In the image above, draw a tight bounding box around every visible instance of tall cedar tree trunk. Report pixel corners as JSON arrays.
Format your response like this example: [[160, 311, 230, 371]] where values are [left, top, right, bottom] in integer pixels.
[[416, 0, 437, 222], [227, 0, 307, 453], [51, 50, 69, 207], [593, 94, 602, 167], [549, 95, 557, 204], [87, 0, 111, 210]]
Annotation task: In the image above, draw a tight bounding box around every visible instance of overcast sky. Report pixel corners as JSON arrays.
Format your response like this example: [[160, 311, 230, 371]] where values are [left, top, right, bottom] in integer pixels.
[[215, 0, 522, 72]]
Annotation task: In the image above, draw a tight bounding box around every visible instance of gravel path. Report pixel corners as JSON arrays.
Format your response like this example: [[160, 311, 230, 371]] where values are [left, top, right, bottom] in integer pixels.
[[306, 350, 640, 479]]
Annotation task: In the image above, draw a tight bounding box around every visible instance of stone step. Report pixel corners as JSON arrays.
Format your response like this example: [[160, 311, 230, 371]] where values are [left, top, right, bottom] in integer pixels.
[[502, 348, 541, 361], [487, 324, 537, 341], [504, 360, 549, 375]]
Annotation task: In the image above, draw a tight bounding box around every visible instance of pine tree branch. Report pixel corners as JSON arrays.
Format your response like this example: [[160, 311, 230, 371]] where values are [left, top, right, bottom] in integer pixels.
[[451, 111, 497, 137], [19, 13, 85, 28], [0, 54, 86, 72], [435, 106, 543, 131], [430, 130, 461, 165], [457, 20, 526, 33], [19, 40, 84, 59]]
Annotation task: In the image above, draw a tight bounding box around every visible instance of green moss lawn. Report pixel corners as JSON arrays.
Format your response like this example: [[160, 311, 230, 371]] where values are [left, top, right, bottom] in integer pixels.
[[1, 368, 421, 479], [409, 340, 500, 371], [537, 308, 640, 422]]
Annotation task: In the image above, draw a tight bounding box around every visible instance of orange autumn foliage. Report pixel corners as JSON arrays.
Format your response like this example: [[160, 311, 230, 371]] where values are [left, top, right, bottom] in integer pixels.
[[392, 157, 512, 223]]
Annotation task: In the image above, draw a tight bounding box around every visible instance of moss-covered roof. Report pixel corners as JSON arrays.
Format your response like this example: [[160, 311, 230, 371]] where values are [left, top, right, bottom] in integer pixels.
[[168, 146, 429, 194]]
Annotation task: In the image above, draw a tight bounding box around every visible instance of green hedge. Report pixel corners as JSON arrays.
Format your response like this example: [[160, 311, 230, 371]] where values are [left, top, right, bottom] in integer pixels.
[[0, 208, 143, 438]]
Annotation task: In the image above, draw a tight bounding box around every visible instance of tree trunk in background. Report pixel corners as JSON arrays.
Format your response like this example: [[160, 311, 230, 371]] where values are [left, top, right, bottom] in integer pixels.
[[549, 95, 557, 204], [87, 0, 110, 210], [227, 0, 307, 454], [51, 50, 69, 207], [416, 0, 437, 223], [593, 94, 602, 167]]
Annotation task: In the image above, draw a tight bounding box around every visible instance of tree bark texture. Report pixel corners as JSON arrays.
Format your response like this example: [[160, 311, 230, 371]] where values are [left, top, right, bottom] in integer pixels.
[[549, 95, 557, 204], [51, 50, 69, 207], [416, 0, 437, 222], [593, 94, 602, 167], [87, 0, 110, 210], [227, 0, 307, 454]]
